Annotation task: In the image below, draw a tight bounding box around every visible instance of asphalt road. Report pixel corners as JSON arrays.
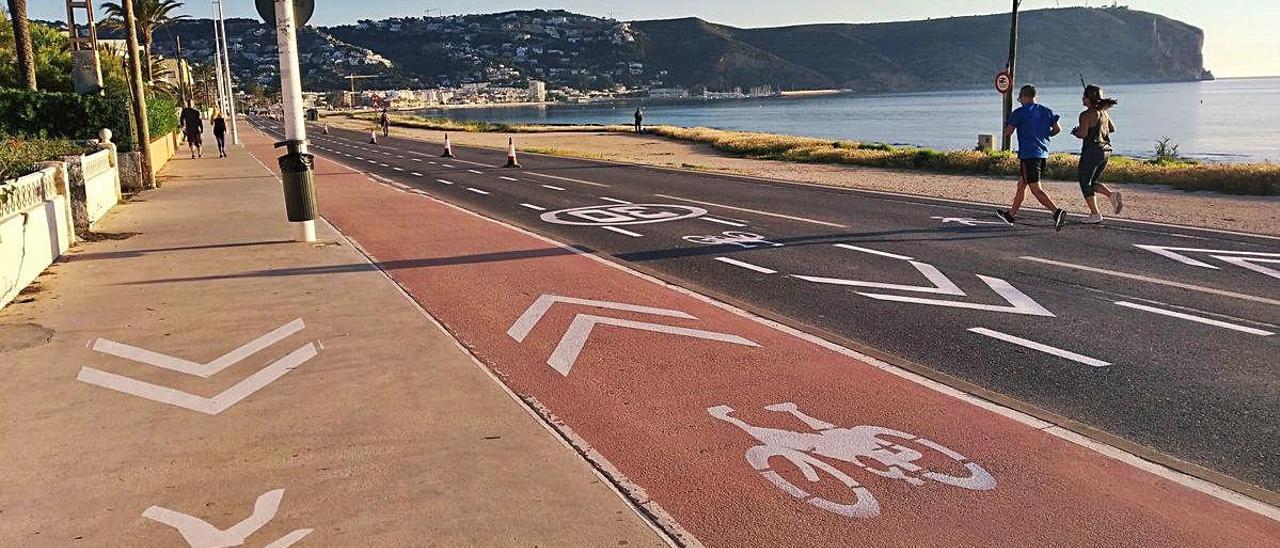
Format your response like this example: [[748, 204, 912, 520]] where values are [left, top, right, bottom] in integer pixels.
[[254, 119, 1279, 494]]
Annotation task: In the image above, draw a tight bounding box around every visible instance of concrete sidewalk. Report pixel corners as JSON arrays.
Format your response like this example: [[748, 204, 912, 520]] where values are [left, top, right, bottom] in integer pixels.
[[0, 142, 666, 546]]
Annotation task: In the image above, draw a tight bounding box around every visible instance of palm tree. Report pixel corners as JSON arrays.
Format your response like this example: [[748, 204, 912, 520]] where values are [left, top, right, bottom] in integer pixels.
[[188, 61, 216, 108], [100, 0, 186, 82], [6, 0, 37, 89]]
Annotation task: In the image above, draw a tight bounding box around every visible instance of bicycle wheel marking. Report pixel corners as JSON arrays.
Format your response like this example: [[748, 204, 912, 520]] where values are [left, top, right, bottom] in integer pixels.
[[710, 402, 997, 519]]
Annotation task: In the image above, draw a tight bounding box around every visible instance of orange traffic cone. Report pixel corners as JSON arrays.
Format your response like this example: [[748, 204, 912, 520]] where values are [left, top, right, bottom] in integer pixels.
[[442, 133, 454, 158], [369, 129, 378, 144], [504, 137, 521, 168]]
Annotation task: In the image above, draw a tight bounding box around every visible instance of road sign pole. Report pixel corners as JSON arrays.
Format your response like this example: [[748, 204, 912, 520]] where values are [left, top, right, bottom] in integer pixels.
[[216, 0, 240, 145], [1001, 0, 1021, 152], [274, 0, 316, 243]]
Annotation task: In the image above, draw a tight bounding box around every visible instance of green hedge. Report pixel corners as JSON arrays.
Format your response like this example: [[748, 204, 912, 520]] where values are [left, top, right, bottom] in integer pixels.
[[0, 138, 92, 181], [0, 89, 179, 152]]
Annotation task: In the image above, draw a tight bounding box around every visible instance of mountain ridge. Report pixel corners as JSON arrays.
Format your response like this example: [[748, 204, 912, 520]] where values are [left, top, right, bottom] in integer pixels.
[[125, 6, 1210, 93]]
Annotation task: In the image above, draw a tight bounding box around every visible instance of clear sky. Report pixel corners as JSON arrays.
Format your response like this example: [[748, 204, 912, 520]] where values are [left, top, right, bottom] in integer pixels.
[[29, 1, 1279, 77]]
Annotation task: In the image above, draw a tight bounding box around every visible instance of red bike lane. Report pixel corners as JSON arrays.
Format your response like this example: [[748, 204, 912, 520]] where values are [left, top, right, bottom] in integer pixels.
[[246, 130, 1278, 546]]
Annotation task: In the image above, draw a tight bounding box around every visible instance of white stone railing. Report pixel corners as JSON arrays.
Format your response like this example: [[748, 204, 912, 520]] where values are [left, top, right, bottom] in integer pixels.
[[0, 164, 72, 310]]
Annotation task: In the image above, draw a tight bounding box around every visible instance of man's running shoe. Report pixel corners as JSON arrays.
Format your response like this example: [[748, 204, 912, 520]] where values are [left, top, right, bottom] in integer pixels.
[[1110, 191, 1124, 215], [995, 210, 1016, 225], [1054, 209, 1068, 231], [1082, 213, 1104, 224]]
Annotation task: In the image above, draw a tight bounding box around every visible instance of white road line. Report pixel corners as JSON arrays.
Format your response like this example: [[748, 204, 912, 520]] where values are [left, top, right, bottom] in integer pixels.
[[520, 203, 547, 211], [355, 156, 365, 160], [834, 243, 915, 261], [714, 257, 777, 274], [499, 176, 520, 182], [442, 163, 455, 168], [528, 171, 611, 188], [468, 169, 484, 174], [412, 158, 422, 162], [702, 217, 749, 227], [467, 187, 490, 195], [393, 167, 404, 172], [603, 226, 643, 238], [599, 196, 633, 204], [968, 328, 1111, 368], [396, 155, 405, 158], [654, 193, 846, 228], [1021, 256, 1280, 307], [437, 179, 455, 185], [541, 184, 566, 191], [1114, 301, 1274, 336], [411, 172, 424, 177], [378, 163, 389, 167]]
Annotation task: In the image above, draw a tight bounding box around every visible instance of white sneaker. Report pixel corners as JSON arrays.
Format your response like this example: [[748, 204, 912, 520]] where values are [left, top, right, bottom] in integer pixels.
[[1110, 191, 1124, 215], [1082, 213, 1104, 224]]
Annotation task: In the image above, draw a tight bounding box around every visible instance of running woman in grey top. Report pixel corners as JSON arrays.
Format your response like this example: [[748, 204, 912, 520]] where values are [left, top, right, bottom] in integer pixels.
[[1071, 84, 1124, 224]]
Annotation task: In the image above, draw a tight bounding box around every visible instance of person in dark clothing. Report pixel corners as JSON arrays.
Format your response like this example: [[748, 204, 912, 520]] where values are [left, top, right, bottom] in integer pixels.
[[634, 108, 644, 133], [1071, 84, 1123, 224], [379, 109, 390, 137], [179, 105, 203, 158], [212, 111, 228, 158]]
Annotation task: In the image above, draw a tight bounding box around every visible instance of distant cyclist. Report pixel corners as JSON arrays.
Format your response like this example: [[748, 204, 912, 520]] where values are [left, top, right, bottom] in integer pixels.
[[996, 84, 1068, 231], [1071, 84, 1123, 224]]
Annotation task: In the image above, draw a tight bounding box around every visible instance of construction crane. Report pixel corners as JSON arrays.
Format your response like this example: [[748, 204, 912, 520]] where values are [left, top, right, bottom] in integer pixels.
[[344, 74, 378, 93]]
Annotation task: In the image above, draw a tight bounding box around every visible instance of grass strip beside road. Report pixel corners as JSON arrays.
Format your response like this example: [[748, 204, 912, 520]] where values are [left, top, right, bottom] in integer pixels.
[[344, 112, 1279, 196]]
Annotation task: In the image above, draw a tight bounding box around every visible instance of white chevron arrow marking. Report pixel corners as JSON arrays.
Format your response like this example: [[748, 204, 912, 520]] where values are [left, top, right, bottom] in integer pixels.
[[90, 319, 306, 378], [793, 261, 966, 295], [857, 275, 1055, 317], [1135, 244, 1280, 271], [78, 319, 317, 414], [547, 315, 760, 375], [1213, 256, 1280, 281], [508, 295, 759, 375], [143, 489, 312, 548], [507, 295, 694, 342], [78, 344, 318, 415]]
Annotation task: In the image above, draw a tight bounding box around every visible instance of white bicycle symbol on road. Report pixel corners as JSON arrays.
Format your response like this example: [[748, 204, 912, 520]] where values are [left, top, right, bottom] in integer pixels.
[[709, 402, 996, 518]]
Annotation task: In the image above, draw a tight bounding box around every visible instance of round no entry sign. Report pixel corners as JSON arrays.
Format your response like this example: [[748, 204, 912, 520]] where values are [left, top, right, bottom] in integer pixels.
[[994, 71, 1013, 94]]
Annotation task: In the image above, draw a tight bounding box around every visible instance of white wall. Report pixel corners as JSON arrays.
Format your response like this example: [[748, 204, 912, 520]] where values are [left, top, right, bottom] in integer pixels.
[[0, 168, 72, 310], [82, 148, 121, 227]]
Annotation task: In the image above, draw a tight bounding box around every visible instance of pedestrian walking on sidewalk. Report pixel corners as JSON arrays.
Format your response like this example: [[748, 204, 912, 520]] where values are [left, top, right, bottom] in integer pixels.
[[1071, 84, 1123, 224], [996, 85, 1068, 231], [379, 109, 390, 138], [180, 104, 204, 159], [634, 107, 644, 133], [212, 111, 228, 158]]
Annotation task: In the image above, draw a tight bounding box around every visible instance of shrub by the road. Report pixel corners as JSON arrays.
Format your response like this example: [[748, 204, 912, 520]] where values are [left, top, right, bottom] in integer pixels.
[[0, 137, 90, 181], [365, 112, 1278, 195], [0, 89, 179, 151]]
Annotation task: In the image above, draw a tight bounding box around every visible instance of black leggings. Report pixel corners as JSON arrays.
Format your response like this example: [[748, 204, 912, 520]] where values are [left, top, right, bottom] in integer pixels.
[[1078, 150, 1110, 198], [214, 132, 226, 151]]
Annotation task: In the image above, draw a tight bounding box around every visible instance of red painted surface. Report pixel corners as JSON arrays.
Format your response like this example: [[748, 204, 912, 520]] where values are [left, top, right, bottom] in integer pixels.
[[244, 129, 1278, 547]]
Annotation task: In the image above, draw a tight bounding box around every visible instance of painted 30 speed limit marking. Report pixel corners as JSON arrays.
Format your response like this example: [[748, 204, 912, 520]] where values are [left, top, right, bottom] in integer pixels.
[[540, 204, 708, 226]]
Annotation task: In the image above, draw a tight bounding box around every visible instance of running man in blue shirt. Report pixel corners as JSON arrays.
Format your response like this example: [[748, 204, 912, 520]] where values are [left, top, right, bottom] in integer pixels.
[[996, 85, 1068, 231]]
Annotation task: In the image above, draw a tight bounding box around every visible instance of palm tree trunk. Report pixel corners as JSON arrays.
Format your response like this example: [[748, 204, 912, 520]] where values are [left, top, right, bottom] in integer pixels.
[[6, 0, 37, 90], [141, 31, 154, 82]]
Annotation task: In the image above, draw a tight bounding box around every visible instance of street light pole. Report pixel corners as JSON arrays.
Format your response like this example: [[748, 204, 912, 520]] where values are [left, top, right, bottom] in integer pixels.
[[215, 0, 240, 145], [211, 8, 226, 114], [121, 0, 153, 188], [273, 0, 317, 242], [1001, 0, 1021, 152]]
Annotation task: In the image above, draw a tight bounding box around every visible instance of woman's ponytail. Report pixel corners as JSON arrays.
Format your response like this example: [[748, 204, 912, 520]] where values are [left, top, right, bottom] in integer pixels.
[[1084, 84, 1119, 110]]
